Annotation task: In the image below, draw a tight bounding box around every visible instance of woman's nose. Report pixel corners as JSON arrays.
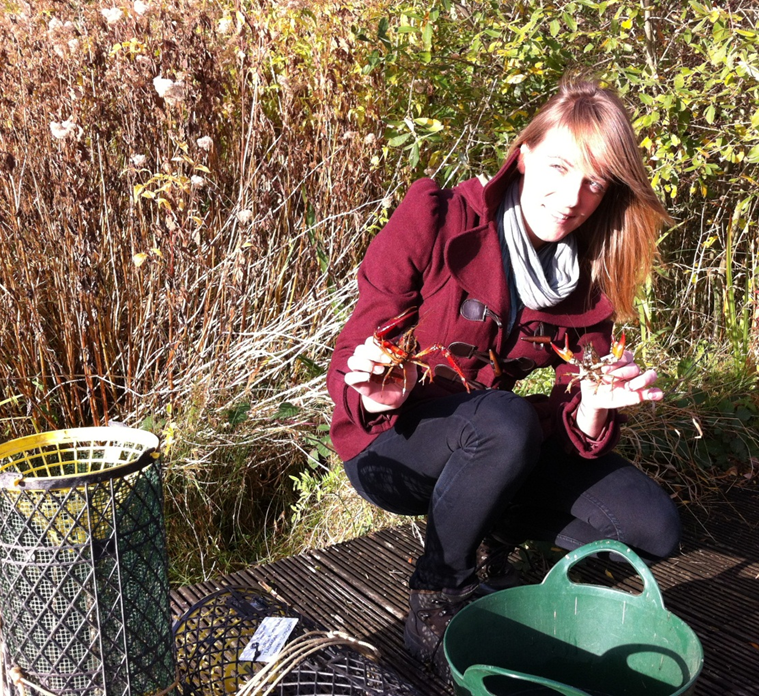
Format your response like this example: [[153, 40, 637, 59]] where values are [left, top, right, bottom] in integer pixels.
[[559, 176, 583, 210]]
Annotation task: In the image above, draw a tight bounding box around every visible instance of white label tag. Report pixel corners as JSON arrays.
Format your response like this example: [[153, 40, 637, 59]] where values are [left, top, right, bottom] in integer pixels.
[[240, 616, 299, 662]]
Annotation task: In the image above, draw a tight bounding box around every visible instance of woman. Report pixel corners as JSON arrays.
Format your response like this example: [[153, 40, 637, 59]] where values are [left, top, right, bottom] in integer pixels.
[[326, 76, 680, 674]]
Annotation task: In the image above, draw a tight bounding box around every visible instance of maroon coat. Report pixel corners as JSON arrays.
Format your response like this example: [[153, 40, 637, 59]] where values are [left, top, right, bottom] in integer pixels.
[[327, 155, 623, 462]]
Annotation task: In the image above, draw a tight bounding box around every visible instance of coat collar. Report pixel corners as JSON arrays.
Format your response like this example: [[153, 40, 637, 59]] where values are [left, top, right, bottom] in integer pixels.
[[483, 151, 521, 220], [453, 152, 521, 222], [445, 221, 510, 320]]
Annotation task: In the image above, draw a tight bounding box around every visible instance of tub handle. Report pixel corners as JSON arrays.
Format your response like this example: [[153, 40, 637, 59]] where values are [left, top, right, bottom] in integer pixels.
[[540, 539, 666, 611], [463, 664, 591, 696]]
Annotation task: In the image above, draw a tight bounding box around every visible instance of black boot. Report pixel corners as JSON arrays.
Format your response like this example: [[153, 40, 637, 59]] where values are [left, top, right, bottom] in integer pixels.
[[476, 535, 522, 596], [404, 583, 477, 677]]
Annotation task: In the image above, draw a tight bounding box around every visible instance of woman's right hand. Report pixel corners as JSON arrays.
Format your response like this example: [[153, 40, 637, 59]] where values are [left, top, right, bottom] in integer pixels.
[[344, 336, 418, 413]]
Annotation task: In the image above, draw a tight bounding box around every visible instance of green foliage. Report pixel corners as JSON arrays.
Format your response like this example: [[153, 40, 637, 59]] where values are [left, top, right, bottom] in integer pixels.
[[288, 459, 401, 552], [303, 424, 333, 469], [621, 362, 759, 500], [357, 1, 759, 367]]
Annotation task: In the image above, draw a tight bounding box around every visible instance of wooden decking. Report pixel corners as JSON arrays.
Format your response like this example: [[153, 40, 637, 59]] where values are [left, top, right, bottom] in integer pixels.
[[170, 486, 759, 695]]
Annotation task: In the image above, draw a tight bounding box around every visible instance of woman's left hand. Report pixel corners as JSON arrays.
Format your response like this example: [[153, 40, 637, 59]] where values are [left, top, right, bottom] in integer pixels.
[[574, 349, 663, 438]]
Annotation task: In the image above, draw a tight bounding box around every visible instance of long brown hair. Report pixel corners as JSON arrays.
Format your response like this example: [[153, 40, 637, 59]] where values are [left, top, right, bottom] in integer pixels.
[[507, 75, 671, 320]]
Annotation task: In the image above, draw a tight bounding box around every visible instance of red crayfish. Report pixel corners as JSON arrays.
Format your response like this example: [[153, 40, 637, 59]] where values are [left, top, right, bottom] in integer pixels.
[[552, 332, 626, 392], [372, 307, 471, 394]]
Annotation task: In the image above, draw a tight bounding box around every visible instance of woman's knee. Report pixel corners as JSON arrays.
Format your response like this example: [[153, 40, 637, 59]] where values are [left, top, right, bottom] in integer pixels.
[[634, 490, 681, 558], [468, 391, 542, 456], [601, 476, 681, 558]]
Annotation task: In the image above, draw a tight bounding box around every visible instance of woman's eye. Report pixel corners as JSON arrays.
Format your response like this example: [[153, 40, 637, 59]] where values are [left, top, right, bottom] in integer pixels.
[[588, 180, 605, 194], [551, 163, 566, 173]]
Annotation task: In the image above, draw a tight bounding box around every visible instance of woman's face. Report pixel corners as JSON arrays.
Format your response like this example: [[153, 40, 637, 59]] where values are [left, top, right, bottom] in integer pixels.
[[517, 126, 607, 249]]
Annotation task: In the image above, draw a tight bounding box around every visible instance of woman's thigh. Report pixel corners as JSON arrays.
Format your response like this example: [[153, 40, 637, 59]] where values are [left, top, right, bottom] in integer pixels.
[[510, 438, 681, 557], [342, 389, 542, 516]]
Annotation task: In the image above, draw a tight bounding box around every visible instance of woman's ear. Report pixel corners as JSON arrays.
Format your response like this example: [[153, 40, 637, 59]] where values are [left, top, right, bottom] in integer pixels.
[[516, 144, 528, 174]]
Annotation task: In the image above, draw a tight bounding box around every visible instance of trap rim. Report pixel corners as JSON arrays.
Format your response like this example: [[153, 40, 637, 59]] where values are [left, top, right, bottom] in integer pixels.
[[0, 427, 160, 491]]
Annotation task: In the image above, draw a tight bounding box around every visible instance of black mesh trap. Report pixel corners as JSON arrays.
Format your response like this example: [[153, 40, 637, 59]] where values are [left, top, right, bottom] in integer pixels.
[[0, 427, 176, 695], [173, 586, 420, 695]]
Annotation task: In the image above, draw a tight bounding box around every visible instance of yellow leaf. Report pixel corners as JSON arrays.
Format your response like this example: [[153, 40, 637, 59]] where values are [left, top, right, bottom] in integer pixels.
[[702, 235, 718, 249], [132, 253, 148, 267], [151, 247, 163, 258], [605, 569, 615, 580], [194, 164, 211, 174]]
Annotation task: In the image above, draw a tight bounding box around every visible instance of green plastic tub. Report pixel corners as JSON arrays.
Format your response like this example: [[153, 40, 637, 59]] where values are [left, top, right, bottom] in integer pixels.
[[444, 540, 703, 696]]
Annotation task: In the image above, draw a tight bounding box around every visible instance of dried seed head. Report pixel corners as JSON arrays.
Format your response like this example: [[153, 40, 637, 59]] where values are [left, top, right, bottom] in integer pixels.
[[153, 76, 185, 105], [196, 136, 213, 151], [101, 7, 124, 25], [50, 119, 79, 140]]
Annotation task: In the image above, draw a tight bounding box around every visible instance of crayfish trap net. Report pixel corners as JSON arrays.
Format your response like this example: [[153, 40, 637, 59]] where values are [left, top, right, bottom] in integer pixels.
[[173, 586, 420, 695], [0, 427, 176, 695]]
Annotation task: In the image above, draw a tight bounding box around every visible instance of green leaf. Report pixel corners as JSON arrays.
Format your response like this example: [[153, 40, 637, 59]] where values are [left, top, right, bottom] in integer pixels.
[[225, 401, 251, 427], [704, 104, 716, 124], [408, 141, 420, 169], [422, 23, 432, 50], [377, 17, 390, 46], [414, 118, 444, 133], [562, 11, 577, 32], [274, 402, 300, 420], [296, 355, 326, 378], [736, 406, 755, 423], [745, 145, 759, 163], [387, 133, 412, 147]]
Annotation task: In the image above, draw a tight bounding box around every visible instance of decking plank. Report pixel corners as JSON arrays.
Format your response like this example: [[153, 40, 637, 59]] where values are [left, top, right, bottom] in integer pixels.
[[173, 486, 759, 695]]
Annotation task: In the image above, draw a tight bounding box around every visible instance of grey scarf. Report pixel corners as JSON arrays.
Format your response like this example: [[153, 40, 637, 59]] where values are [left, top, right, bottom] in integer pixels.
[[497, 180, 579, 316]]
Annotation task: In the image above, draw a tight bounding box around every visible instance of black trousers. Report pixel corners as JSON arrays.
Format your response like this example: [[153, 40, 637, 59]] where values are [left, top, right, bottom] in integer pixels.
[[343, 390, 681, 591]]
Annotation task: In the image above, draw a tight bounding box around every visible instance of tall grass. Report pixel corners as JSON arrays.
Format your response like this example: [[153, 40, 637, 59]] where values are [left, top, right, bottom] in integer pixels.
[[0, 0, 398, 581]]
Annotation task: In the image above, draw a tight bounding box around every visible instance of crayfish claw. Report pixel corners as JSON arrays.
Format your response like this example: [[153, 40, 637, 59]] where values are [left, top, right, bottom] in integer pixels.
[[611, 331, 626, 360], [551, 335, 575, 363]]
